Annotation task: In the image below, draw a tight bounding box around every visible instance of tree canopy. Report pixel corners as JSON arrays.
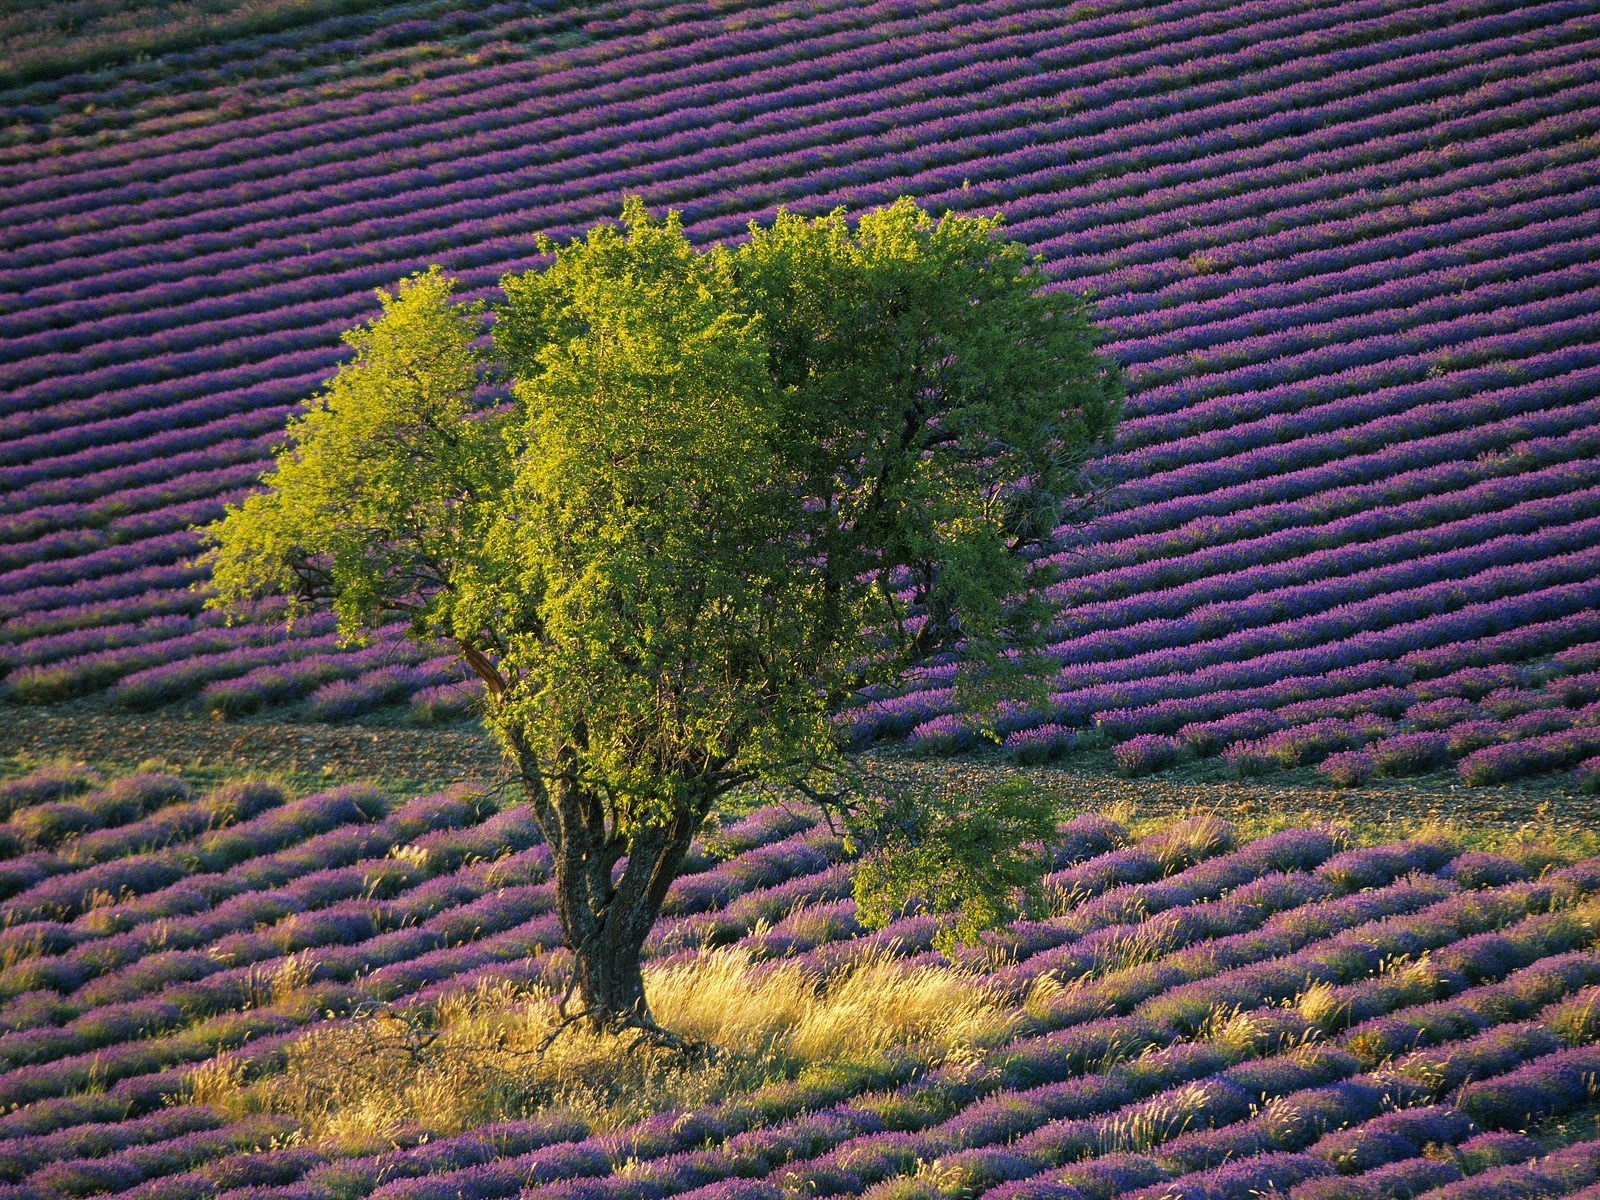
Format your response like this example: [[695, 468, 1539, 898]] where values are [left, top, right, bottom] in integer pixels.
[[204, 196, 1123, 1041]]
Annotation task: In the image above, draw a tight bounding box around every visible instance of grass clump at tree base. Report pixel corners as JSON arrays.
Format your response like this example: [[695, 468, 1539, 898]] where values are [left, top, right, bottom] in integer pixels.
[[186, 948, 1016, 1144]]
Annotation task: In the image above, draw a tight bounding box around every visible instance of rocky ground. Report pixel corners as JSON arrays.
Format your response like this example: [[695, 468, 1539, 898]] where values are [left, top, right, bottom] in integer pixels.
[[1, 703, 1592, 836]]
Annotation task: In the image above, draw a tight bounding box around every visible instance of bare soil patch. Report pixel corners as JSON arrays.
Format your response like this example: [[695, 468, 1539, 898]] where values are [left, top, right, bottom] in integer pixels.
[[2, 704, 1592, 834]]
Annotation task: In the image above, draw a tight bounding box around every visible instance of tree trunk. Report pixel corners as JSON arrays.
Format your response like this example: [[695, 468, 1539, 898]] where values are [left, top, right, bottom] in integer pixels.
[[500, 726, 708, 1046], [550, 787, 701, 1041], [569, 917, 650, 1029]]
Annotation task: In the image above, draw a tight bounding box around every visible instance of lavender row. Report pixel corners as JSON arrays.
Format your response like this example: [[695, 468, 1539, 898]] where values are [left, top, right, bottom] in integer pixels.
[[0, 459, 264, 548], [0, 430, 282, 518], [1104, 279, 1600, 482], [1042, 495, 1600, 665], [1106, 197, 1600, 402], [195, 853, 1467, 1200], [525, 867, 1596, 1200], [12, 286, 1587, 611], [8, 57, 1587, 401], [0, 799, 794, 1009], [0, 822, 842, 1114], [5, 0, 1328, 218], [0, 772, 221, 879], [1046, 580, 1600, 727], [665, 912, 1595, 1200], [966, 917, 1600, 1199], [4, 8, 1572, 378], [911, 594, 1600, 756], [107, 639, 447, 714], [4, 1, 1576, 371], [34, 192, 1587, 531], [1048, 449, 1600, 616], [1045, 546, 1600, 706], [1076, 415, 1600, 563], [15, 842, 1574, 1197], [0, 807, 833, 1058], [939, 987, 1593, 1200], [0, 0, 1084, 224], [1104, 186, 1600, 410], [6, 20, 1574, 395], [0, 615, 344, 704], [6, 82, 1574, 444], [0, 0, 1504, 261], [3, 54, 1574, 435]]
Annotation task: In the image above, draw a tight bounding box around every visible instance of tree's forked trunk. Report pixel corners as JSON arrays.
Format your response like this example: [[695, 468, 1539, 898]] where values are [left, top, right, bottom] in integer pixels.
[[538, 781, 705, 1054]]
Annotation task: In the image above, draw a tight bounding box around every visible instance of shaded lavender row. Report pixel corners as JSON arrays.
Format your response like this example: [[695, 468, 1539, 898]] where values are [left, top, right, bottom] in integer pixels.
[[0, 0, 564, 139], [0, 0, 1080, 227], [0, 0, 883, 199], [0, 0, 1344, 280], [0, 0, 834, 184]]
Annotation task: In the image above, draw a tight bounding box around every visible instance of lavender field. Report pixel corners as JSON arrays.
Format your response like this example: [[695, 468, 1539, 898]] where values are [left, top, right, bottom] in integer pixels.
[[2, 762, 1600, 1199], [9, 4, 1600, 1192], [3, 0, 1600, 788]]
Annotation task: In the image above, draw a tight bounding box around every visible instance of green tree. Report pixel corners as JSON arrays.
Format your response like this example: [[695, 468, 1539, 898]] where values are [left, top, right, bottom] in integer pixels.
[[204, 197, 1122, 1043]]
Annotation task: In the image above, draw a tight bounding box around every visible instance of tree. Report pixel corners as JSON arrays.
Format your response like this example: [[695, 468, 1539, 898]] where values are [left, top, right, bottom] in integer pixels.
[[203, 197, 1123, 1044]]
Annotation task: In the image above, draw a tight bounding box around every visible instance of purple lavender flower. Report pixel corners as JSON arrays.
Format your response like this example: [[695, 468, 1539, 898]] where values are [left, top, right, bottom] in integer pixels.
[[1005, 723, 1079, 765], [1112, 734, 1188, 776], [1317, 751, 1374, 788], [1441, 852, 1529, 889]]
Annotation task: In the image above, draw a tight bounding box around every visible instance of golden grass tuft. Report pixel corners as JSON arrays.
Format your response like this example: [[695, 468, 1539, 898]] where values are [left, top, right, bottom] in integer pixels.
[[187, 948, 1014, 1144], [1295, 980, 1349, 1034]]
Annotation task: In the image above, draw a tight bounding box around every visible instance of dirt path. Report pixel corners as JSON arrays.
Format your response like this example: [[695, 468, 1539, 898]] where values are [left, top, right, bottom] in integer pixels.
[[2, 706, 1593, 832], [0, 709, 507, 792]]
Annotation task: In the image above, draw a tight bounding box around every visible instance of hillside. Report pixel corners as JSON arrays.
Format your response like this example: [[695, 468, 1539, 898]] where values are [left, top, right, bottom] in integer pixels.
[[3, 0, 1600, 789]]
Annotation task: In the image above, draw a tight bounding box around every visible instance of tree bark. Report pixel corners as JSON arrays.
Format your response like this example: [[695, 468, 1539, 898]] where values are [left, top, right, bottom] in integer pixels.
[[544, 779, 702, 1039], [498, 724, 709, 1045]]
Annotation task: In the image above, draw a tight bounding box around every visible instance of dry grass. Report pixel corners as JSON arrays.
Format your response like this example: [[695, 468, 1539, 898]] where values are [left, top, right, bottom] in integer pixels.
[[187, 948, 1015, 1144]]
